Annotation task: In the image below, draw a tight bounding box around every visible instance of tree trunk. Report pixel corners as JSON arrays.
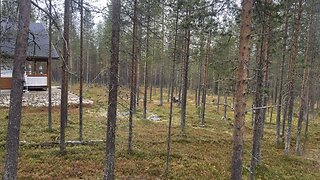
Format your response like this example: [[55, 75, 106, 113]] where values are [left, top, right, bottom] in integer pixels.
[[281, 96, 288, 143], [128, 0, 138, 153], [48, 0, 53, 131], [167, 78, 171, 103], [200, 32, 211, 126], [197, 33, 204, 108], [269, 74, 278, 124], [276, 0, 289, 145], [217, 81, 220, 112], [223, 91, 227, 122], [60, 0, 70, 154], [79, 0, 84, 142], [296, 0, 314, 155], [250, 1, 271, 177], [284, 0, 303, 156], [231, 0, 253, 179], [3, 1, 31, 179], [166, 8, 179, 177], [143, 6, 150, 119], [159, 8, 164, 106], [104, 0, 121, 178], [180, 6, 191, 134], [304, 71, 311, 140], [149, 66, 153, 102], [0, 0, 2, 95]]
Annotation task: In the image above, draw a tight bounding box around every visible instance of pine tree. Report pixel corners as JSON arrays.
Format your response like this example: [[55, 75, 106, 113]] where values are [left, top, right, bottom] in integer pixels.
[[231, 0, 253, 179], [2, 0, 31, 179], [104, 0, 121, 179]]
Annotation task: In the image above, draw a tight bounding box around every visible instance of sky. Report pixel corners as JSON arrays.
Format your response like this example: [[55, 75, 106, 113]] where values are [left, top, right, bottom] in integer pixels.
[[37, 0, 241, 28], [91, 0, 242, 23], [91, 0, 109, 24]]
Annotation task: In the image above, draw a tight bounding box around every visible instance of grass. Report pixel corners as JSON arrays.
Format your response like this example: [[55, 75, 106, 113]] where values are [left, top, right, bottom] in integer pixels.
[[0, 84, 319, 179]]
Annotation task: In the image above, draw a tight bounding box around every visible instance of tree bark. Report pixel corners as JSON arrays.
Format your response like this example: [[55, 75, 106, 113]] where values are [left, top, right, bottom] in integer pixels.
[[200, 32, 211, 126], [250, 0, 271, 177], [166, 8, 179, 177], [79, 0, 84, 142], [104, 0, 121, 179], [284, 0, 303, 156], [197, 32, 205, 108], [180, 7, 191, 134], [143, 4, 150, 119], [276, 0, 290, 146], [217, 81, 220, 112], [295, 0, 314, 155], [60, 0, 70, 154], [231, 0, 253, 179], [48, 0, 53, 131], [128, 0, 138, 153], [2, 1, 31, 179], [159, 7, 164, 106]]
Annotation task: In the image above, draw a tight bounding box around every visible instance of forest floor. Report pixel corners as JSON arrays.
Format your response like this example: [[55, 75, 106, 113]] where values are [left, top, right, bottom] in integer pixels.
[[0, 84, 319, 179]]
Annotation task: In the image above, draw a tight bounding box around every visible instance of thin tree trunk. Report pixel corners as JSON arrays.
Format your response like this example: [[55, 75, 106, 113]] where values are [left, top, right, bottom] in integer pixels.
[[251, 103, 254, 126], [269, 74, 278, 124], [167, 79, 171, 103], [304, 74, 311, 140], [180, 7, 191, 135], [104, 0, 121, 178], [197, 33, 204, 108], [200, 32, 211, 126], [3, 1, 31, 179], [135, 19, 142, 108], [86, 43, 89, 85], [166, 8, 179, 177], [276, 2, 289, 145], [143, 4, 150, 119], [128, 0, 138, 153], [296, 0, 314, 155], [160, 65, 163, 105], [149, 66, 153, 102], [284, 0, 303, 156], [178, 40, 184, 105], [79, 0, 84, 142], [308, 80, 315, 120], [306, 41, 317, 134], [159, 7, 164, 106], [281, 96, 288, 143], [260, 0, 272, 139], [0, 0, 2, 95], [231, 0, 253, 179], [250, 1, 271, 176], [223, 91, 227, 122], [48, 0, 53, 131], [195, 88, 198, 107], [60, 0, 70, 154], [217, 81, 220, 112]]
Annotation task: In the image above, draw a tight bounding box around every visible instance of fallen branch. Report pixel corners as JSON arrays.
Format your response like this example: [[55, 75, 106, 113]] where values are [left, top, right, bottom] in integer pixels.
[[0, 140, 105, 148]]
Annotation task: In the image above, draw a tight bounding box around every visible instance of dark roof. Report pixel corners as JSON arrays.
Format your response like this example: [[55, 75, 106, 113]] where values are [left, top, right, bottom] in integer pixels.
[[0, 19, 59, 61]]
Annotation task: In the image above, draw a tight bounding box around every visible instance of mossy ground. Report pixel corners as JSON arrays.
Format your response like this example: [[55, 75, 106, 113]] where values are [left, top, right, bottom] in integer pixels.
[[0, 84, 319, 179]]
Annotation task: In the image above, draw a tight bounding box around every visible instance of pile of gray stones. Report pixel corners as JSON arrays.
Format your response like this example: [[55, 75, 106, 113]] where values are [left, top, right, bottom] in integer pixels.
[[0, 87, 93, 108]]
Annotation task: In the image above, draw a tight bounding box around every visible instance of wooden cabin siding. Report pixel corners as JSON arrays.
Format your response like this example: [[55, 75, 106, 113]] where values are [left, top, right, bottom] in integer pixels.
[[0, 77, 12, 89]]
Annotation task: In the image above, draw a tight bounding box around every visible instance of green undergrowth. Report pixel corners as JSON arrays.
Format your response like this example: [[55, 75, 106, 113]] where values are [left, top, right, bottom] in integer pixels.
[[0, 85, 319, 179]]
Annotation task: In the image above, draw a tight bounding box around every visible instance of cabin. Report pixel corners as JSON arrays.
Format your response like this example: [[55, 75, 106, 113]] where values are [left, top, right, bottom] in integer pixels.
[[0, 19, 59, 90]]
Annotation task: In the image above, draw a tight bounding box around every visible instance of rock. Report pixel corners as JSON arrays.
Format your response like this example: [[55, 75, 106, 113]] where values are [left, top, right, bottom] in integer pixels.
[[147, 114, 161, 121], [118, 111, 130, 118]]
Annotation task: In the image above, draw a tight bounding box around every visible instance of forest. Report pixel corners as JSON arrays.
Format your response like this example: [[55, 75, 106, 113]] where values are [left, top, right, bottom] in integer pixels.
[[0, 0, 320, 179]]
